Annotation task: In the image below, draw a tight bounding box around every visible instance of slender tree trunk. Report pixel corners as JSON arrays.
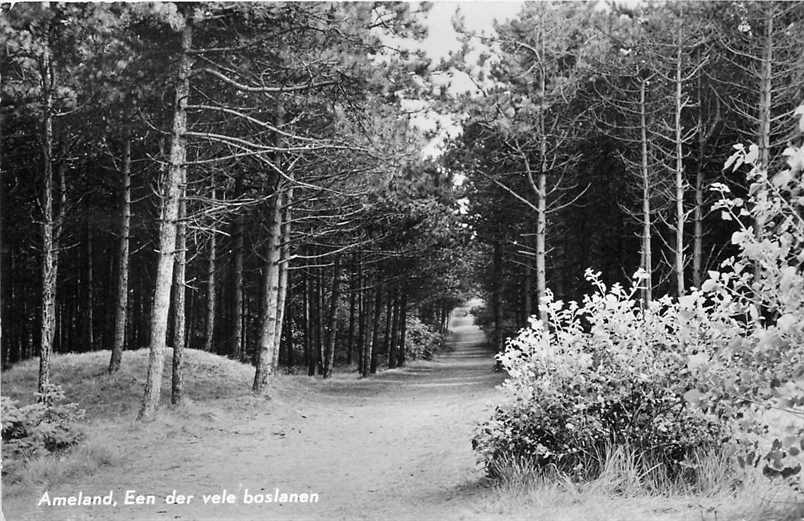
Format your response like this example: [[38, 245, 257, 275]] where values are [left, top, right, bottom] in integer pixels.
[[356, 255, 365, 373], [253, 190, 282, 392], [388, 289, 400, 369], [383, 288, 393, 363], [303, 267, 314, 376], [0, 114, 4, 367], [109, 131, 131, 372], [673, 29, 686, 297], [369, 281, 382, 374], [640, 78, 653, 303], [138, 21, 192, 421], [271, 188, 292, 373], [203, 189, 216, 353], [85, 223, 94, 350], [171, 168, 187, 405], [693, 71, 705, 289], [346, 255, 357, 365], [535, 14, 548, 321], [315, 267, 325, 375], [231, 208, 244, 361], [397, 292, 407, 368], [523, 262, 532, 324], [38, 34, 59, 394], [322, 256, 341, 378]]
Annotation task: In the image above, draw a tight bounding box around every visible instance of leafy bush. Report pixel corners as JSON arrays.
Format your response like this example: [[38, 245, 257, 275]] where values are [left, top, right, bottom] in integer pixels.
[[473, 272, 729, 487], [404, 316, 444, 360], [2, 384, 86, 470], [475, 107, 804, 491]]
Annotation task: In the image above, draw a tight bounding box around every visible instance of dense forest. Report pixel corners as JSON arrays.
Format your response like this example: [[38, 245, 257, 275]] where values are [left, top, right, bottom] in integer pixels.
[[1, 3, 470, 419], [2, 1, 804, 519], [1, 0, 803, 439]]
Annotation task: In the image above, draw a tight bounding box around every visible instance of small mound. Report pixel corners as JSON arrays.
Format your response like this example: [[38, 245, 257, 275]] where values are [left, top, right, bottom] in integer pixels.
[[2, 348, 256, 418]]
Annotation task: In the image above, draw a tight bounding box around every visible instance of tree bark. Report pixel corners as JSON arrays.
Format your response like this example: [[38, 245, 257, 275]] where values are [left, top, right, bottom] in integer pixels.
[[252, 190, 282, 392], [171, 168, 187, 405], [38, 34, 61, 394], [303, 267, 314, 376], [397, 292, 407, 367], [369, 281, 382, 374], [231, 208, 245, 361], [271, 187, 292, 373], [673, 28, 686, 297], [640, 78, 653, 303], [346, 255, 357, 365], [322, 256, 341, 378], [203, 188, 216, 353], [388, 288, 400, 369], [85, 223, 95, 350], [109, 130, 131, 373], [138, 20, 192, 421], [382, 287, 393, 364]]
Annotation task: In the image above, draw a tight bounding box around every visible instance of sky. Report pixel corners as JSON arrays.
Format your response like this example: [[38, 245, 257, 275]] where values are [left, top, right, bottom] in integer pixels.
[[406, 1, 526, 157]]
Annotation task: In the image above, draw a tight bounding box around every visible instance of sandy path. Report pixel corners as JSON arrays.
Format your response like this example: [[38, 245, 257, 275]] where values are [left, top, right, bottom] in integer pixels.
[[4, 306, 505, 521]]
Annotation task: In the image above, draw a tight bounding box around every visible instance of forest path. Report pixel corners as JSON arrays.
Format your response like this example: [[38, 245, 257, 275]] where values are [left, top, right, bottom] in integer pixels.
[[6, 304, 506, 521]]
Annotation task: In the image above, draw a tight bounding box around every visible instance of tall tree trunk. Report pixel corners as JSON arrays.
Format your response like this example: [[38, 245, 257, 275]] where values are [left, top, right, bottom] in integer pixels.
[[523, 262, 532, 323], [369, 281, 382, 374], [38, 34, 60, 394], [346, 255, 357, 366], [388, 289, 400, 369], [315, 267, 325, 375], [138, 21, 192, 421], [356, 255, 365, 372], [109, 130, 131, 373], [271, 187, 292, 373], [231, 208, 245, 361], [85, 223, 94, 350], [303, 267, 314, 376], [535, 13, 548, 321], [693, 70, 705, 290], [673, 28, 686, 297], [203, 189, 216, 353], [360, 279, 373, 377], [397, 292, 407, 368], [322, 256, 341, 378], [640, 78, 653, 303], [383, 288, 393, 363], [253, 190, 282, 392], [171, 169, 187, 405]]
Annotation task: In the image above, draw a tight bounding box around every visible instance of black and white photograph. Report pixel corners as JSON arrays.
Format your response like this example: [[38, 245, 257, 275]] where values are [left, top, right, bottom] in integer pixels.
[[1, 1, 803, 520]]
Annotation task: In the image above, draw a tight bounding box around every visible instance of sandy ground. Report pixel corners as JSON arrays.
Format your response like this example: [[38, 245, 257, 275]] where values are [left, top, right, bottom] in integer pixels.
[[3, 306, 507, 521]]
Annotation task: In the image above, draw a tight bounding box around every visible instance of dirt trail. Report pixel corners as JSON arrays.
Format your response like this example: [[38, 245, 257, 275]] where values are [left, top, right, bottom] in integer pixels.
[[5, 305, 505, 521]]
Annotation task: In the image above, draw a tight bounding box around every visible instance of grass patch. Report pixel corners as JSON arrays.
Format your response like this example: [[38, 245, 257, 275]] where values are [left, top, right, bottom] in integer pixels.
[[478, 448, 803, 521], [2, 348, 257, 418], [4, 430, 122, 496]]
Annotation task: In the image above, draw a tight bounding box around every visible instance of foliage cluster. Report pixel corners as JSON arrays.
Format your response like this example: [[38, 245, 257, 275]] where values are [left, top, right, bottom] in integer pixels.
[[1, 385, 86, 473], [404, 316, 444, 361], [473, 272, 728, 486]]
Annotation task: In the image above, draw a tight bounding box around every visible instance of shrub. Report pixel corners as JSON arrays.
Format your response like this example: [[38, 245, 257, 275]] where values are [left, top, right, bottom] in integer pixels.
[[1, 384, 86, 469], [404, 316, 444, 360], [473, 273, 729, 488]]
